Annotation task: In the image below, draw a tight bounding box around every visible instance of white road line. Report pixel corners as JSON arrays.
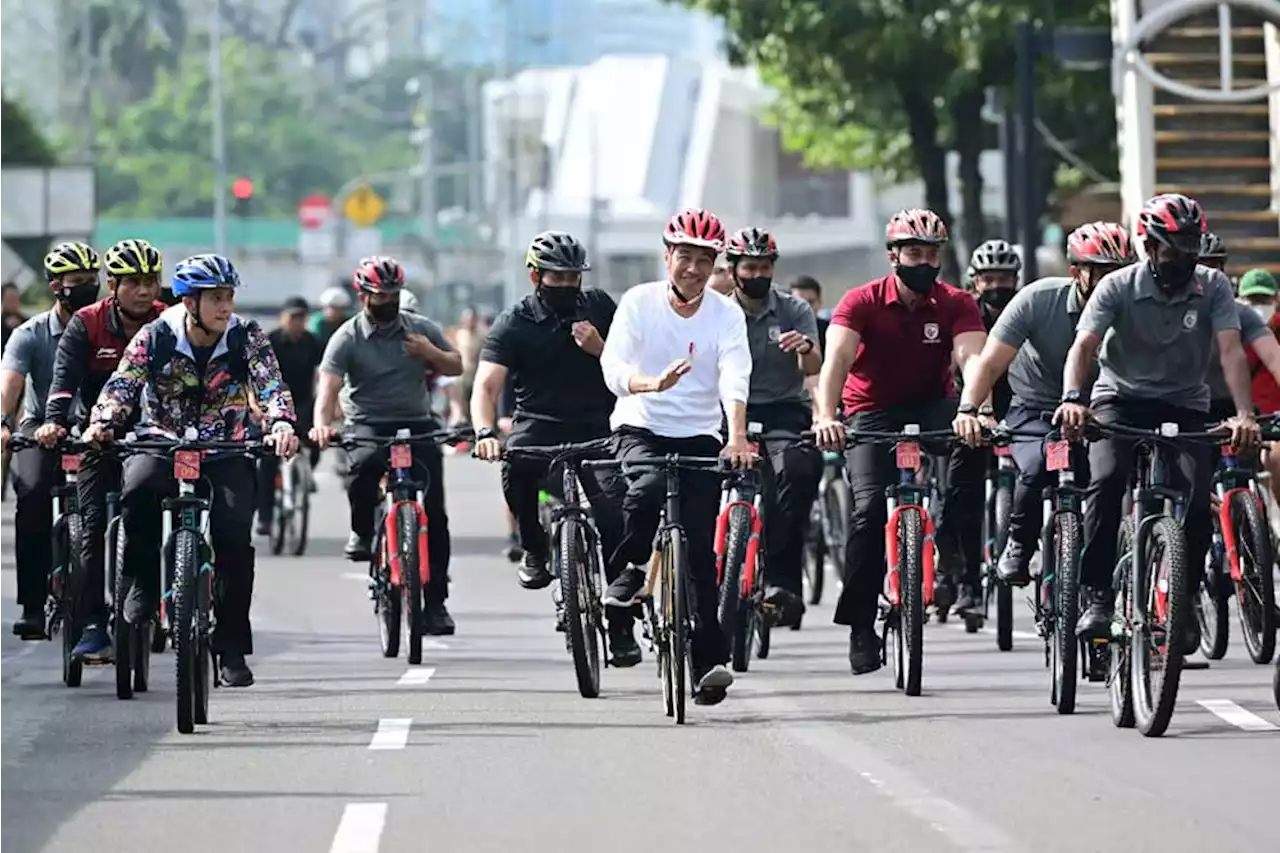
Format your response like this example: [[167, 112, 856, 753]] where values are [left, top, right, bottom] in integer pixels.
[[329, 803, 387, 853], [1196, 699, 1279, 732], [396, 666, 435, 686], [369, 718, 413, 750]]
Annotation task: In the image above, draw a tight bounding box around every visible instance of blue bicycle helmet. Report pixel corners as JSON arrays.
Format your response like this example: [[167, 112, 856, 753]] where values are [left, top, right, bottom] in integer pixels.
[[171, 254, 241, 297]]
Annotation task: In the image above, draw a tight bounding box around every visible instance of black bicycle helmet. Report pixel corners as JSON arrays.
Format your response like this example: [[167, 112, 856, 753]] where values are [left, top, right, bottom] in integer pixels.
[[1199, 231, 1228, 261], [525, 231, 590, 272]]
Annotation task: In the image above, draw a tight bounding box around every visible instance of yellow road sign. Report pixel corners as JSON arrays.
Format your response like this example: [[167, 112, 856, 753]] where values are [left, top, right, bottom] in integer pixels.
[[343, 184, 385, 227]]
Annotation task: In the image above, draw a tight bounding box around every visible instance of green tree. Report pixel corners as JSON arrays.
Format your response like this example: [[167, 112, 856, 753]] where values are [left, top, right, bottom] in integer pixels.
[[683, 0, 1116, 274], [93, 35, 414, 217], [2, 94, 60, 275]]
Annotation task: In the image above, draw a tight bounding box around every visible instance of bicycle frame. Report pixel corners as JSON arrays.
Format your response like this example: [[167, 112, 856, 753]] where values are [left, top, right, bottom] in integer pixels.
[[380, 431, 431, 589], [713, 468, 763, 597], [884, 435, 938, 609], [1215, 447, 1267, 586]]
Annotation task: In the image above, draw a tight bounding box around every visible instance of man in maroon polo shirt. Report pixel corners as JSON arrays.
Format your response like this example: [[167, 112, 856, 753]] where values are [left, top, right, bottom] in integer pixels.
[[814, 208, 988, 674]]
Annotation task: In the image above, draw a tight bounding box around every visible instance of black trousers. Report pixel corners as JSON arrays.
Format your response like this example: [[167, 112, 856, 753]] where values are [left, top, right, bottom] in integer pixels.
[[1080, 398, 1211, 590], [747, 404, 823, 597], [120, 454, 257, 655], [256, 438, 318, 526], [833, 398, 981, 631], [500, 418, 625, 574], [75, 450, 121, 625], [611, 427, 726, 672], [10, 443, 59, 610], [345, 421, 450, 602], [1003, 406, 1090, 556]]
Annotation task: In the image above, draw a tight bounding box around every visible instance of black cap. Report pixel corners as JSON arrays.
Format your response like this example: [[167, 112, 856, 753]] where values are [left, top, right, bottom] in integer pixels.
[[282, 296, 309, 314]]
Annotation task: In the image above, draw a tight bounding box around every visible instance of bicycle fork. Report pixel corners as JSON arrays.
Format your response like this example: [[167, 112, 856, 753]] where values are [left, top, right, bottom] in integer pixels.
[[884, 505, 937, 608], [383, 497, 430, 588], [713, 496, 764, 597]]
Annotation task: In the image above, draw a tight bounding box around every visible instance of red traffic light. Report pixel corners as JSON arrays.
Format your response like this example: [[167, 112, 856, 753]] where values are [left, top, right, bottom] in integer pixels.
[[232, 177, 254, 200]]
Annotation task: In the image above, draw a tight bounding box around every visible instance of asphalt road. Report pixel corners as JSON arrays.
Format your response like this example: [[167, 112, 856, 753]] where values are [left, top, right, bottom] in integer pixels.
[[3, 455, 1277, 853]]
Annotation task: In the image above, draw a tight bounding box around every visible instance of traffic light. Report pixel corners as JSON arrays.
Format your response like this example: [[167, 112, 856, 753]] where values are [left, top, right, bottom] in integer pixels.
[[232, 177, 254, 217]]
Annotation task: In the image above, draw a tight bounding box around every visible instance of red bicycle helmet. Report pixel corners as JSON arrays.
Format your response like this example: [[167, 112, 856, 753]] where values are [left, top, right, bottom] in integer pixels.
[[1136, 193, 1205, 253], [885, 208, 949, 248], [352, 255, 405, 294], [1066, 221, 1137, 266], [725, 226, 778, 260], [663, 208, 725, 252]]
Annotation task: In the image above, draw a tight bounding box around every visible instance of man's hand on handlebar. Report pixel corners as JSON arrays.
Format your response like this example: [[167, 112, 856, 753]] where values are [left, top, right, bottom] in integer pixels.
[[475, 435, 502, 462], [812, 417, 845, 454], [1224, 413, 1262, 452], [34, 422, 67, 449], [952, 411, 984, 448], [1053, 403, 1091, 440], [265, 424, 299, 458], [721, 435, 758, 469], [82, 424, 114, 447], [309, 424, 337, 450]]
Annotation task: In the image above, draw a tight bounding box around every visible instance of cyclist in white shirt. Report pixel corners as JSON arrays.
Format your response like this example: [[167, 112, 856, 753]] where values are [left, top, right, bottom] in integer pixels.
[[599, 208, 756, 706]]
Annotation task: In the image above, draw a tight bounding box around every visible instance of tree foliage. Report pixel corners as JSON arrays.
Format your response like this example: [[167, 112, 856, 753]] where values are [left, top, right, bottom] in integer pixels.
[[93, 36, 416, 218], [2, 95, 57, 166], [683, 0, 1117, 273]]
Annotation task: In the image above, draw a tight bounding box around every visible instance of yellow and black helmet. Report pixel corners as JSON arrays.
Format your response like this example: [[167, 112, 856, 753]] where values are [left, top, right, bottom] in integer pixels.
[[43, 241, 101, 280], [104, 238, 162, 277]]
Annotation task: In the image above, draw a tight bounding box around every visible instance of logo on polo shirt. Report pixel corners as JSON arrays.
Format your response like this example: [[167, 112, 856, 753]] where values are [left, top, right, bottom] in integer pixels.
[[767, 325, 781, 342], [1182, 310, 1197, 330], [923, 322, 940, 343]]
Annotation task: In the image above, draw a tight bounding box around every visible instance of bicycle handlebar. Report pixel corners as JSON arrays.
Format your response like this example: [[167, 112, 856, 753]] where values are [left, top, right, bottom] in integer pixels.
[[112, 438, 274, 458], [581, 454, 741, 474], [500, 438, 614, 466], [4, 435, 96, 454], [337, 427, 473, 450], [799, 427, 957, 445]]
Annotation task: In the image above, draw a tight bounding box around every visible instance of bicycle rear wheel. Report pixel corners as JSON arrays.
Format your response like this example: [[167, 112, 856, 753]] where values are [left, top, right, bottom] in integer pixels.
[[1133, 516, 1189, 737], [1052, 512, 1082, 714], [1196, 513, 1230, 659], [559, 518, 602, 698], [373, 522, 401, 658], [803, 501, 825, 605], [290, 464, 311, 557], [901, 508, 925, 697], [269, 476, 287, 556], [669, 534, 689, 724], [719, 503, 752, 672], [1229, 491, 1275, 664], [173, 529, 199, 734], [396, 503, 425, 666]]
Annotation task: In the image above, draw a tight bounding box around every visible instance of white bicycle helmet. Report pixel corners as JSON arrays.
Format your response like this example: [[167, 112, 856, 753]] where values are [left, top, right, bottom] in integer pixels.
[[319, 286, 352, 309], [399, 289, 420, 313]]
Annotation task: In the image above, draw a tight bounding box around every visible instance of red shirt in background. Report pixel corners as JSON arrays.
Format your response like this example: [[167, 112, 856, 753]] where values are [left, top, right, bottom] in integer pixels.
[[1248, 312, 1280, 414]]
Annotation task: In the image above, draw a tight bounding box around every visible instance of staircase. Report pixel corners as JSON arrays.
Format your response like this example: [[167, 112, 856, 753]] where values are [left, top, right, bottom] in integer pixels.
[[1144, 8, 1280, 279]]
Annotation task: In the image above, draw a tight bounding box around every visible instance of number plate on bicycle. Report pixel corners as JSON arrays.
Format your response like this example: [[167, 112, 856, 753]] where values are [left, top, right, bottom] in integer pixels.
[[895, 441, 921, 470], [993, 445, 1012, 457], [1046, 440, 1070, 472], [390, 443, 413, 469], [61, 454, 81, 472], [173, 449, 202, 481]]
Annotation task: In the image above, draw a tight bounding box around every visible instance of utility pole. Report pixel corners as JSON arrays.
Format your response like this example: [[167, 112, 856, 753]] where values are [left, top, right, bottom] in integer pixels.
[[210, 0, 229, 257]]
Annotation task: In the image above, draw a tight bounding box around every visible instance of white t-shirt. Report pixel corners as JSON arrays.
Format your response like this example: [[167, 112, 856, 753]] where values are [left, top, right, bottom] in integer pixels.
[[600, 281, 752, 439]]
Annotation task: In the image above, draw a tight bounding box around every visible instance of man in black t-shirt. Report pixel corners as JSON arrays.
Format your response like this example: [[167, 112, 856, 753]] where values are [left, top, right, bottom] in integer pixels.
[[256, 296, 324, 534]]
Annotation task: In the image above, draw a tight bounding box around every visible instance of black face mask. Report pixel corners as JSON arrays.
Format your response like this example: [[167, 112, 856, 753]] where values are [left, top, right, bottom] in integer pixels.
[[1151, 254, 1198, 293], [59, 284, 98, 312], [537, 284, 581, 319], [979, 288, 1015, 312], [366, 300, 399, 324], [897, 264, 940, 295], [737, 276, 773, 300]]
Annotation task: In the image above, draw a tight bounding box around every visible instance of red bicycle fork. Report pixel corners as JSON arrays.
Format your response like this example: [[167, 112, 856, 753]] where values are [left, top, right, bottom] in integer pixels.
[[713, 499, 764, 597], [884, 504, 936, 608], [383, 500, 430, 588]]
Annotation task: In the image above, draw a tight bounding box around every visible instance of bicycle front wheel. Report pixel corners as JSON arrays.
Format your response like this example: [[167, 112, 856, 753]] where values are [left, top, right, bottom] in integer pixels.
[[719, 503, 752, 672], [59, 514, 84, 688], [803, 501, 825, 605], [396, 503, 425, 666], [173, 529, 200, 734], [559, 518, 601, 698], [994, 482, 1014, 651], [900, 508, 925, 697], [1228, 491, 1275, 664], [669, 534, 689, 725], [1133, 516, 1189, 737], [1052, 511, 1082, 714]]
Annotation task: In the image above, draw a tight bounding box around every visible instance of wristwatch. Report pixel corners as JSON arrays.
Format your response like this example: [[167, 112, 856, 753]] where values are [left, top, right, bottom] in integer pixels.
[[798, 336, 815, 355], [476, 427, 498, 441], [957, 403, 979, 415], [1061, 390, 1084, 405], [978, 404, 995, 417]]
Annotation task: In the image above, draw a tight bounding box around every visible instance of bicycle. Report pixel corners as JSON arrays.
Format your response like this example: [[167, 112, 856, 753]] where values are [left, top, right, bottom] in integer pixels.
[[807, 425, 951, 696], [9, 435, 95, 687], [505, 439, 613, 698], [1197, 440, 1276, 664], [111, 432, 271, 733], [713, 430, 766, 673], [269, 447, 313, 557], [967, 439, 1017, 649], [1096, 421, 1233, 737], [803, 450, 850, 607], [341, 428, 470, 666], [583, 453, 732, 724]]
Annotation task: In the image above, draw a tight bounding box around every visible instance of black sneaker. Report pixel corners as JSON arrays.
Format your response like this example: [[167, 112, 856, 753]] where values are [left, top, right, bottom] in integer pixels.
[[693, 664, 733, 705], [763, 586, 805, 628], [344, 533, 373, 562], [996, 540, 1032, 586], [603, 566, 646, 608], [422, 600, 456, 636], [848, 629, 881, 675], [517, 553, 553, 590], [952, 583, 983, 616], [1075, 586, 1113, 638], [219, 653, 254, 687], [12, 606, 44, 640], [608, 619, 642, 667], [503, 534, 524, 563]]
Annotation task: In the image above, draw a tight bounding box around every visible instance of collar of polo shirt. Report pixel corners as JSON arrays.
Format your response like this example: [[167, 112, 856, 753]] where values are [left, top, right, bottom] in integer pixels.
[[356, 310, 404, 336], [883, 276, 937, 307], [1134, 263, 1204, 304]]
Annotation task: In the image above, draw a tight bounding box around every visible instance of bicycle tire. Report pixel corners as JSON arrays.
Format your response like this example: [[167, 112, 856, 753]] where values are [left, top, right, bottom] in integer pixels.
[[133, 622, 151, 693], [193, 544, 213, 726], [824, 478, 850, 579], [396, 503, 425, 666], [804, 500, 826, 605], [291, 468, 311, 557], [376, 529, 402, 659], [1229, 490, 1275, 664], [670, 533, 689, 725], [113, 525, 133, 700], [1052, 511, 1082, 714], [269, 477, 287, 556], [559, 517, 601, 698], [1273, 657, 1279, 710], [61, 514, 84, 688], [1195, 516, 1229, 660], [753, 543, 770, 659], [173, 529, 199, 734], [1110, 519, 1135, 728], [901, 508, 925, 697], [1133, 516, 1189, 737], [994, 483, 1014, 651], [719, 504, 752, 672]]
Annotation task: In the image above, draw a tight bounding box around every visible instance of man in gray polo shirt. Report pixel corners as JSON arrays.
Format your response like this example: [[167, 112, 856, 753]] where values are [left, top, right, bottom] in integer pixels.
[[310, 256, 463, 635], [724, 226, 822, 625], [0, 241, 102, 637], [1055, 194, 1260, 640], [955, 221, 1135, 584]]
